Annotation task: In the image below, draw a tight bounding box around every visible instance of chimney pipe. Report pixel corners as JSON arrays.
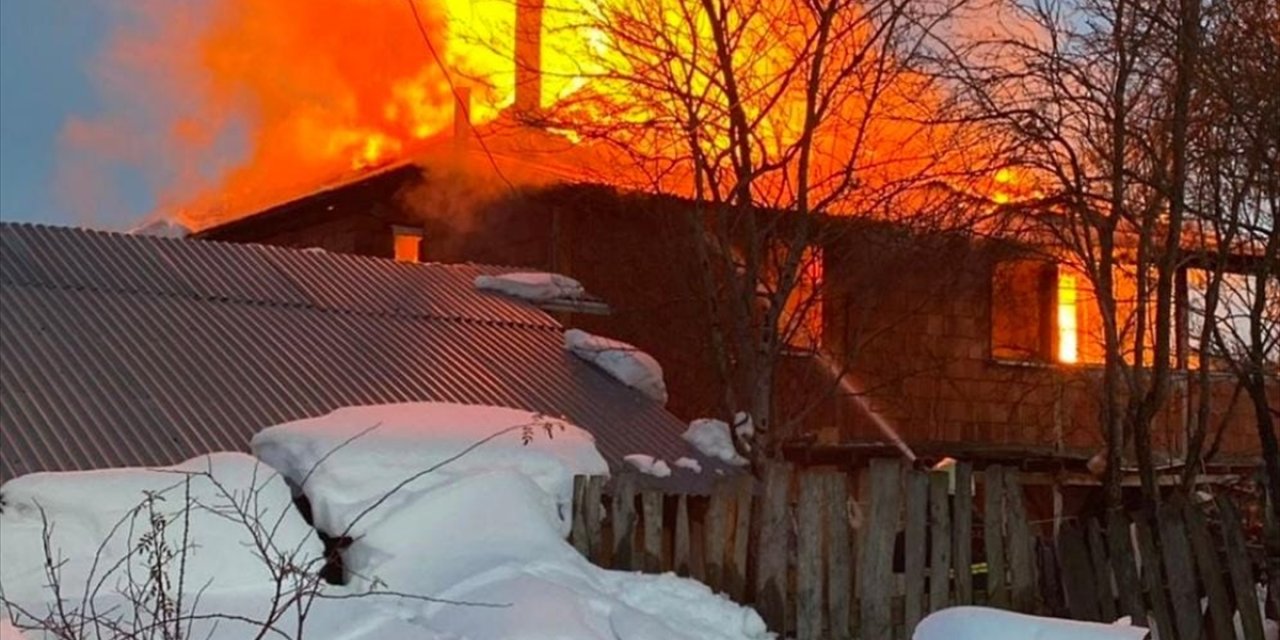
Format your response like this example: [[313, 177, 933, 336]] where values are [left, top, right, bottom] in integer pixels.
[[453, 85, 472, 148], [514, 0, 544, 116]]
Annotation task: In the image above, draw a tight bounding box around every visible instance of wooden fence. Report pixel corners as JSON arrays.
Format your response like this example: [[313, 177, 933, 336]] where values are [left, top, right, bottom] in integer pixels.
[[568, 459, 1277, 640]]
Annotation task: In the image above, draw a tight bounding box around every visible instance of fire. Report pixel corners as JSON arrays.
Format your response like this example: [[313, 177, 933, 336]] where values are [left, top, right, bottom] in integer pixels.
[[64, 0, 1017, 227]]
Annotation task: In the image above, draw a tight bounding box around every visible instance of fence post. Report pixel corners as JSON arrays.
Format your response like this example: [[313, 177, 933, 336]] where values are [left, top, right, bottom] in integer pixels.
[[1158, 503, 1203, 640], [704, 480, 732, 592], [824, 472, 853, 640], [858, 458, 902, 640], [984, 465, 1009, 608], [903, 469, 929, 631], [1217, 495, 1265, 640], [1057, 521, 1101, 621], [728, 475, 754, 602], [755, 463, 792, 635], [612, 474, 637, 570], [584, 476, 604, 563], [1086, 517, 1117, 622], [641, 491, 663, 573], [1184, 502, 1232, 640], [674, 494, 691, 576], [1002, 468, 1037, 612], [928, 470, 953, 613], [797, 472, 826, 640], [572, 475, 590, 556], [953, 461, 975, 606], [1106, 509, 1146, 627], [1134, 514, 1176, 640]]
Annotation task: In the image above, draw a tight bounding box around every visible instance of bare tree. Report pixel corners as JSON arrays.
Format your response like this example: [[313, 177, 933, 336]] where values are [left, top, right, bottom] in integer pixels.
[[517, 0, 999, 463]]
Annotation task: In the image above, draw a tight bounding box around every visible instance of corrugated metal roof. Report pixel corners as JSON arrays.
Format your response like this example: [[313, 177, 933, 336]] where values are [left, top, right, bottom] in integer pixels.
[[0, 223, 726, 491]]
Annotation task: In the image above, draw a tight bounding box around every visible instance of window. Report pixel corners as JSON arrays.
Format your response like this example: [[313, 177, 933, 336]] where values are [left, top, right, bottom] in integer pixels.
[[780, 247, 824, 352], [392, 226, 423, 262], [1187, 269, 1280, 367], [990, 258, 1056, 362], [1056, 273, 1080, 363]]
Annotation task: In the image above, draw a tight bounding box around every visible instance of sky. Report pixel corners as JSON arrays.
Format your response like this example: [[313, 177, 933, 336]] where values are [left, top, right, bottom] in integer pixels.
[[0, 1, 149, 230]]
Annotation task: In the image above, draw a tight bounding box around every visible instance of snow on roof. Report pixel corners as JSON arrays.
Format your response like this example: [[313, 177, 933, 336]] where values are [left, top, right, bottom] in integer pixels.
[[475, 271, 586, 302], [683, 419, 749, 466], [623, 453, 673, 478], [564, 329, 669, 405]]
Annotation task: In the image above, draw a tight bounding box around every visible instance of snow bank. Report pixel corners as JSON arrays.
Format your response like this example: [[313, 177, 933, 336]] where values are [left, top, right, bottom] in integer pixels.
[[564, 329, 668, 404], [0, 453, 320, 605], [254, 402, 771, 639], [683, 419, 749, 466], [251, 403, 608, 542], [475, 272, 586, 302], [624, 454, 672, 478], [915, 607, 1148, 640]]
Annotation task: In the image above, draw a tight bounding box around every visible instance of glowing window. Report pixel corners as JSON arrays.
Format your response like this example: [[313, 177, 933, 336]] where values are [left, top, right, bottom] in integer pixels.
[[1057, 273, 1079, 363], [392, 226, 423, 263]]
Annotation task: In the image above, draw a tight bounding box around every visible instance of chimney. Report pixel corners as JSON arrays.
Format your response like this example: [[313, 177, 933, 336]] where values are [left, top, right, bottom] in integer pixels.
[[453, 85, 472, 148], [514, 0, 544, 116]]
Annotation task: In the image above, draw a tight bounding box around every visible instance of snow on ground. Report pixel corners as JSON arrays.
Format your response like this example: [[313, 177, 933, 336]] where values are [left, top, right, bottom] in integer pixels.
[[624, 454, 672, 478], [674, 457, 703, 473], [683, 418, 749, 466], [564, 329, 669, 404], [3, 402, 769, 640], [252, 402, 770, 640], [475, 271, 586, 302], [0, 452, 321, 606], [915, 607, 1149, 640]]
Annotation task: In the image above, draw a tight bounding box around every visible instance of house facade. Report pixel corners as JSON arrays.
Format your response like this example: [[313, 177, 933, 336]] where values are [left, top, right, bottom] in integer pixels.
[[194, 163, 1278, 484]]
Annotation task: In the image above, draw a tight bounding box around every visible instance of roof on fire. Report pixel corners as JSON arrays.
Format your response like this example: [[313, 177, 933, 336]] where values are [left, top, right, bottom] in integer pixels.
[[0, 222, 728, 490]]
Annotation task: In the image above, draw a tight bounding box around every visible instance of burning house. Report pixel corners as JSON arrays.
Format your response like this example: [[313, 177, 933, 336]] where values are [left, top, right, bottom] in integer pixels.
[[163, 0, 1275, 505]]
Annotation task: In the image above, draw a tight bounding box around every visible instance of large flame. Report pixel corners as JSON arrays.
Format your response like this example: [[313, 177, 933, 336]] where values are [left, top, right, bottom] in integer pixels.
[[62, 0, 1019, 229]]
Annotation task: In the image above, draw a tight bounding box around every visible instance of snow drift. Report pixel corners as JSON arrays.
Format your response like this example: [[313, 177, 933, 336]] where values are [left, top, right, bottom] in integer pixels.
[[252, 402, 770, 639], [3, 403, 768, 640], [0, 452, 321, 606], [914, 607, 1149, 640], [564, 329, 669, 404]]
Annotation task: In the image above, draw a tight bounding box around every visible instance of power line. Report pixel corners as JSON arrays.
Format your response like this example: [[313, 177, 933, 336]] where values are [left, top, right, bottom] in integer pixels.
[[405, 0, 517, 193]]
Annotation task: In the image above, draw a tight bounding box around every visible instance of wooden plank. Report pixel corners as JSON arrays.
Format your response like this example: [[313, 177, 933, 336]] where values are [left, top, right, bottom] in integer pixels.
[[611, 474, 637, 571], [928, 470, 953, 613], [583, 476, 604, 564], [703, 481, 732, 592], [903, 469, 929, 631], [1107, 510, 1146, 627], [797, 473, 825, 640], [728, 475, 754, 602], [674, 494, 691, 576], [1217, 495, 1265, 640], [1037, 537, 1065, 618], [1185, 502, 1232, 640], [858, 459, 902, 640], [572, 475, 590, 556], [755, 463, 792, 634], [824, 473, 853, 640], [983, 465, 1009, 608], [953, 462, 975, 606], [1158, 503, 1204, 640], [1057, 521, 1101, 621], [1086, 518, 1117, 622], [641, 491, 663, 573], [1002, 468, 1037, 612], [1135, 515, 1176, 640]]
